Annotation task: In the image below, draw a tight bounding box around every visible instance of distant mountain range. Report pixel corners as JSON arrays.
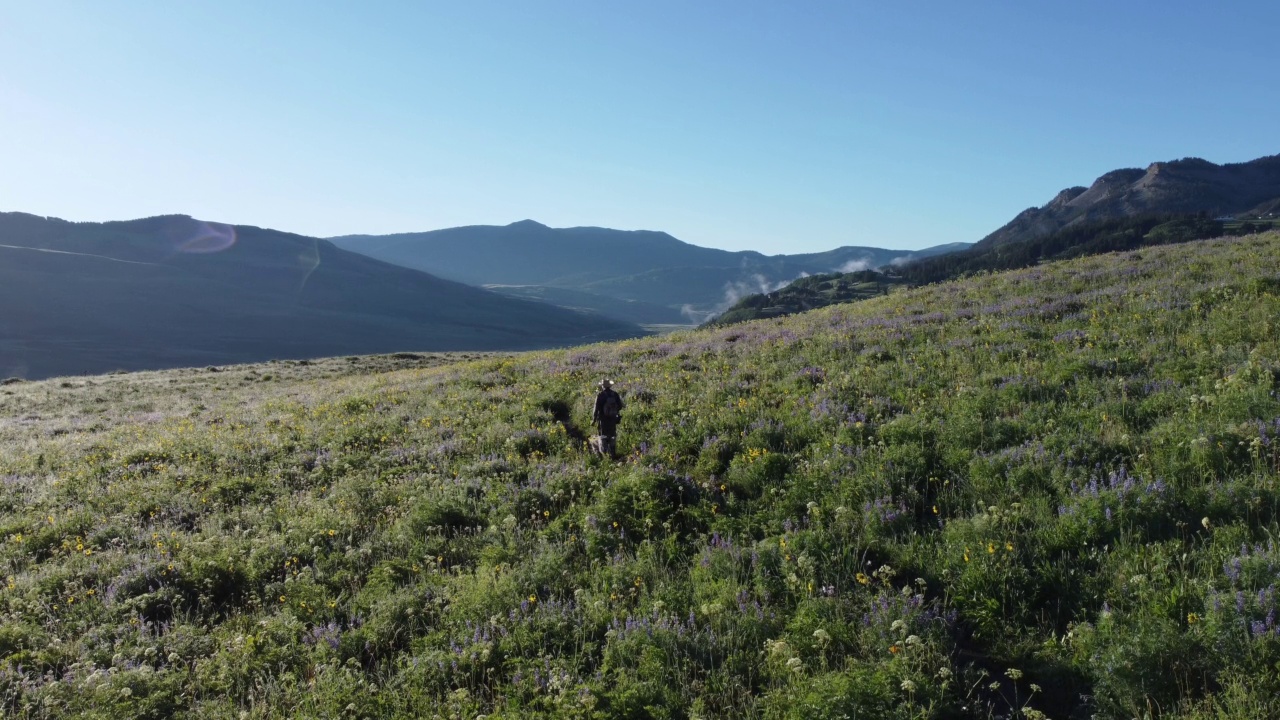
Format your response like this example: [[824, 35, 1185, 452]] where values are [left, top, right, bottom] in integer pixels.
[[330, 222, 968, 323], [980, 154, 1280, 248], [13, 152, 1273, 376], [0, 213, 643, 379]]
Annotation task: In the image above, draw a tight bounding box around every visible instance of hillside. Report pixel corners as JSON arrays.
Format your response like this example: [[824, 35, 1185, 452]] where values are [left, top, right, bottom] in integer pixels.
[[708, 215, 1234, 325], [3, 233, 1280, 717], [708, 270, 904, 326], [330, 221, 968, 321], [980, 153, 1280, 248], [894, 213, 1240, 287], [0, 213, 644, 380]]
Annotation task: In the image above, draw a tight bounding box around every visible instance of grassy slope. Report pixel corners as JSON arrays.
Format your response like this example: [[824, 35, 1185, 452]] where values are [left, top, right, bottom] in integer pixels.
[[3, 235, 1280, 718]]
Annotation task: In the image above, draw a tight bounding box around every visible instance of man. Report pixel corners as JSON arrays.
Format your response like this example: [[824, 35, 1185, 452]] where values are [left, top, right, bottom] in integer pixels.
[[592, 378, 624, 455]]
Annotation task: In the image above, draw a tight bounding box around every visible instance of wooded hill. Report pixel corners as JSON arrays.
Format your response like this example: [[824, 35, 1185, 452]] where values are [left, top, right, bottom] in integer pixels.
[[708, 270, 904, 326]]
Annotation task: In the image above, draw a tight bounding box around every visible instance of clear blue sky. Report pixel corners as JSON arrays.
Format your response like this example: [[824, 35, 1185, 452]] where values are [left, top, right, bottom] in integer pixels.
[[1, 2, 1277, 254]]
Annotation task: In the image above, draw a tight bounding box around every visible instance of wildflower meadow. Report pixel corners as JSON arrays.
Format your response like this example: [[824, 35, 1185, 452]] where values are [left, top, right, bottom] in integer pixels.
[[2, 234, 1280, 718]]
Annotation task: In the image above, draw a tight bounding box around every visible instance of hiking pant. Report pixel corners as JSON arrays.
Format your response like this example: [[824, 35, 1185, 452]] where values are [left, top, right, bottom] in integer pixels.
[[597, 418, 618, 439]]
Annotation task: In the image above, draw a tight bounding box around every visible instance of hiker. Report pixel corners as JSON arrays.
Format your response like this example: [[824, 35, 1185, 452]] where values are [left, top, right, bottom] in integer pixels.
[[592, 378, 624, 452]]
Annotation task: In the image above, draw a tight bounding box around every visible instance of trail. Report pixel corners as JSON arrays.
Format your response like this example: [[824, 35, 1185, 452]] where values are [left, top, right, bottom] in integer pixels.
[[543, 399, 588, 444], [0, 243, 160, 266]]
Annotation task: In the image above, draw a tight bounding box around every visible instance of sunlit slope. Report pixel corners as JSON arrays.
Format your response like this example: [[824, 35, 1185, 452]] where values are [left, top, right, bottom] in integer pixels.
[[2, 234, 1280, 717]]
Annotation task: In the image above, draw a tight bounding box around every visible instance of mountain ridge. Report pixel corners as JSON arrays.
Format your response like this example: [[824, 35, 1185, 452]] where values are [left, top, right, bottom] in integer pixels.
[[980, 153, 1280, 247], [330, 221, 968, 321]]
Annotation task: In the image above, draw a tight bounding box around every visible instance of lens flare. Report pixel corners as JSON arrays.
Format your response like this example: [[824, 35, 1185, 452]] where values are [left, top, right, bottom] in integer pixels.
[[177, 222, 237, 254], [292, 239, 322, 301]]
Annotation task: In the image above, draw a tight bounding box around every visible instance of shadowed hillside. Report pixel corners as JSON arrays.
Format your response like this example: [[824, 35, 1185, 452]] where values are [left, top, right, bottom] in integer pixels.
[[708, 270, 904, 325], [0, 213, 644, 379], [482, 284, 690, 325], [2, 233, 1280, 717]]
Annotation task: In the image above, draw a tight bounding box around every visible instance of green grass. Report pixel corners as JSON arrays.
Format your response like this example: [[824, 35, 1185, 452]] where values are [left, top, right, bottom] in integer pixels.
[[3, 234, 1280, 718]]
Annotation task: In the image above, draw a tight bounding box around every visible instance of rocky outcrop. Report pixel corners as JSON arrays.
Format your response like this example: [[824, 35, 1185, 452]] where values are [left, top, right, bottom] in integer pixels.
[[977, 154, 1280, 247]]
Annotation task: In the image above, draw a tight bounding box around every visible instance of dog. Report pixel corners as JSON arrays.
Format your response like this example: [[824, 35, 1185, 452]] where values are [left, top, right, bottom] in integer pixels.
[[588, 434, 616, 458]]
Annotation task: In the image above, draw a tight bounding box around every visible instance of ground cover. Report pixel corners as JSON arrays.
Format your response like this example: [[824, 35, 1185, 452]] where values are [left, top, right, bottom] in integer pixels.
[[2, 235, 1280, 718]]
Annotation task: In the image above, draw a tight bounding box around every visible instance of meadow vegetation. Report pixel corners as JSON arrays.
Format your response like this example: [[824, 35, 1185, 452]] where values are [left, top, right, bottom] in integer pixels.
[[3, 235, 1280, 718]]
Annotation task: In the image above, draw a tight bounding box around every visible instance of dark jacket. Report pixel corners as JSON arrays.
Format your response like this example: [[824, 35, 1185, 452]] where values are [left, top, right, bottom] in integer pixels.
[[593, 388, 623, 424]]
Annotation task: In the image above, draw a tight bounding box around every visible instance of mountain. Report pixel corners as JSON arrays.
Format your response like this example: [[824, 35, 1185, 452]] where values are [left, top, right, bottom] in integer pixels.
[[0, 213, 644, 379], [894, 212, 1248, 287], [330, 221, 968, 322], [979, 153, 1280, 248]]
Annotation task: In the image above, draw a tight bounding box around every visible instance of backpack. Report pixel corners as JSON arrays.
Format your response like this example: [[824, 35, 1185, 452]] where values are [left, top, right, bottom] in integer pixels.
[[601, 391, 621, 418]]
